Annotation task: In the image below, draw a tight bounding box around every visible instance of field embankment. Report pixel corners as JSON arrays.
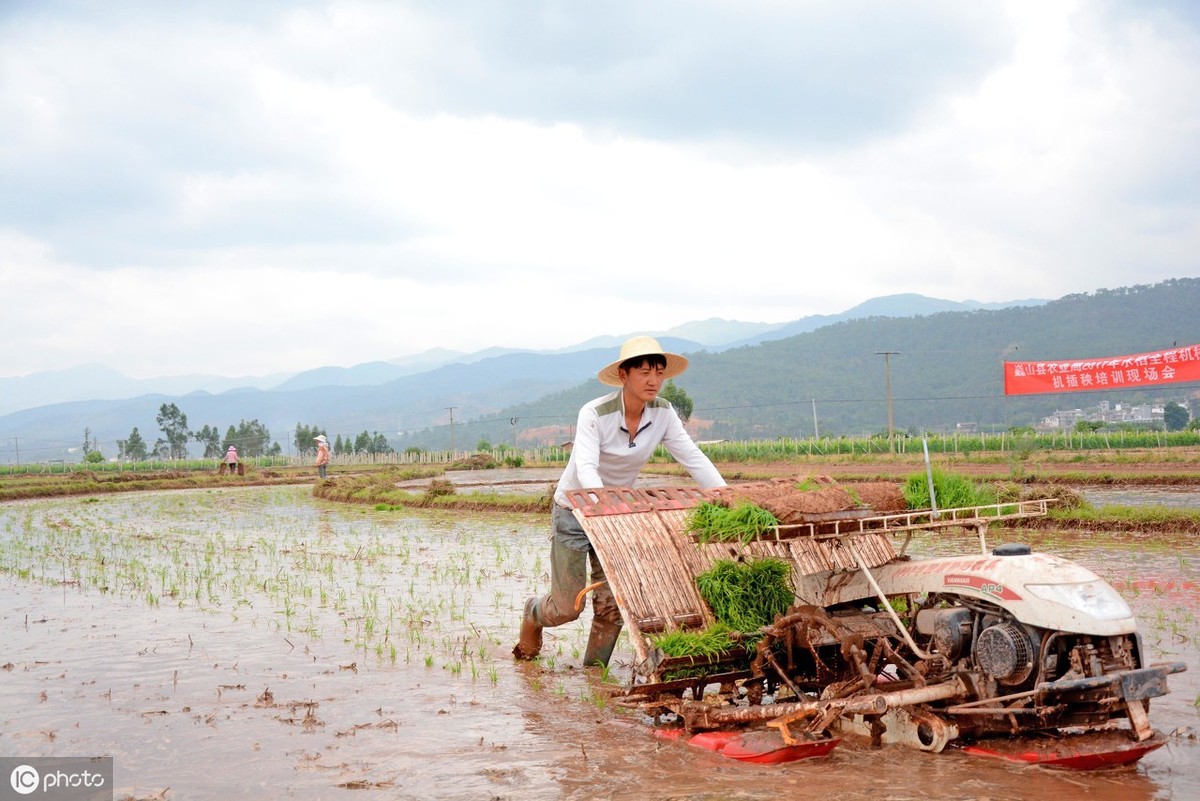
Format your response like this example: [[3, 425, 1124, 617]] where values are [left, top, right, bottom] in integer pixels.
[[5, 449, 1200, 535]]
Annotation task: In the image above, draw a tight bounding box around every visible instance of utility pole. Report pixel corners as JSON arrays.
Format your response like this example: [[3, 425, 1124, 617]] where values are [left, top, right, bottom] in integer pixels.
[[510, 417, 519, 449], [811, 399, 819, 439], [876, 351, 900, 453], [446, 407, 458, 453]]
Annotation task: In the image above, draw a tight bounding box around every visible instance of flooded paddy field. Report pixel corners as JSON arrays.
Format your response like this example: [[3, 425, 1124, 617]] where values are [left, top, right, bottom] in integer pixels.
[[1079, 486, 1200, 510], [1, 485, 1198, 800]]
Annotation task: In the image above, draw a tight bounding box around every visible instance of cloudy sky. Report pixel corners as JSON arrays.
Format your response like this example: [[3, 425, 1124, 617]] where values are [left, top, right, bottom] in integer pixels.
[[3, 0, 1198, 379]]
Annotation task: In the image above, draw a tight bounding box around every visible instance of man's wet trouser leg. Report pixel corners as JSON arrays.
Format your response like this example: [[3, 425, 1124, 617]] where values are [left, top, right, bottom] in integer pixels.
[[514, 505, 622, 666]]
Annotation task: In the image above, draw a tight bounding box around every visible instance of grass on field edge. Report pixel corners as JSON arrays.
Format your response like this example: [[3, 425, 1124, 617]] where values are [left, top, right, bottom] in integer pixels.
[[312, 468, 552, 514]]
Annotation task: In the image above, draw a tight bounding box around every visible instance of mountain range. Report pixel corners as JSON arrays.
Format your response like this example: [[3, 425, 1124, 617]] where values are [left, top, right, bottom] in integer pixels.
[[5, 284, 1197, 463], [0, 293, 1040, 417]]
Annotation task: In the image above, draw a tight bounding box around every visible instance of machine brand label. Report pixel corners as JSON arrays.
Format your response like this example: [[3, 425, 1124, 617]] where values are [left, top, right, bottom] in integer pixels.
[[889, 558, 1000, 578], [944, 574, 1022, 601]]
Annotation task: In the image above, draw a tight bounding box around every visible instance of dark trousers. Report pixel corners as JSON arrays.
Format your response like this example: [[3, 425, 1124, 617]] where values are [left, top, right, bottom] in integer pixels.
[[530, 505, 621, 628]]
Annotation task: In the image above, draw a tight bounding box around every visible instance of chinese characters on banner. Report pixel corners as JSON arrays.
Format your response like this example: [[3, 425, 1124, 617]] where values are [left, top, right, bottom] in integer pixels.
[[1004, 344, 1200, 396]]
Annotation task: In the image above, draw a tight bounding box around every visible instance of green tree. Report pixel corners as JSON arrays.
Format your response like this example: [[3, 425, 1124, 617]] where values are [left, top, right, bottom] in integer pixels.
[[294, 423, 325, 455], [1073, 420, 1104, 433], [227, 419, 272, 456], [120, 427, 148, 461], [660, 380, 694, 423], [335, 434, 346, 454], [1164, 401, 1190, 432], [341, 430, 394, 455], [82, 426, 103, 462], [194, 425, 222, 458], [156, 403, 191, 459]]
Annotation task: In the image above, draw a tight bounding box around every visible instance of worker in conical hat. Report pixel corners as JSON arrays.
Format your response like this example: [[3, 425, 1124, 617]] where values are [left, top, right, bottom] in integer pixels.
[[513, 336, 726, 667], [314, 434, 330, 479]]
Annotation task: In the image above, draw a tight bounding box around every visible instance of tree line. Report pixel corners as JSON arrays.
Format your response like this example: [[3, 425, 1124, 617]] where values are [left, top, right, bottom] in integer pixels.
[[100, 404, 394, 462]]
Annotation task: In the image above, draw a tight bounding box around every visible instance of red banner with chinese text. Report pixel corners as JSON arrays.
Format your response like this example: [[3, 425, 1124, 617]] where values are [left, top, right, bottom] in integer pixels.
[[1004, 343, 1200, 396]]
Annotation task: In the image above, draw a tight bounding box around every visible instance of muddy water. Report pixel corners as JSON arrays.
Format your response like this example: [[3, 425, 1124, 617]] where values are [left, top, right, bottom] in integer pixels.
[[1079, 486, 1200, 510], [0, 486, 1197, 800]]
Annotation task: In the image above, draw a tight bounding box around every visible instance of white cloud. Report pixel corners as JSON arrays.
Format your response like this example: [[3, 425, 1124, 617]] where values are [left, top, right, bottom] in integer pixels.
[[1, 0, 1198, 378]]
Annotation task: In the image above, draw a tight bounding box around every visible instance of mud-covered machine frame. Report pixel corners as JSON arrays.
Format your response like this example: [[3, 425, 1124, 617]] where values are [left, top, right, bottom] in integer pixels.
[[563, 484, 1186, 767]]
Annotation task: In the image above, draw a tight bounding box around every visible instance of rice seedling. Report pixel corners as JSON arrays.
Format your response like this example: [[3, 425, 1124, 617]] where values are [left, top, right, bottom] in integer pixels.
[[651, 623, 736, 659], [685, 501, 778, 544], [695, 558, 793, 636]]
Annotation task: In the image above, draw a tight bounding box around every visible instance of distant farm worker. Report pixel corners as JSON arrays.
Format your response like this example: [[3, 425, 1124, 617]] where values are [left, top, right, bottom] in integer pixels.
[[224, 445, 239, 474], [314, 434, 330, 479], [513, 336, 726, 668]]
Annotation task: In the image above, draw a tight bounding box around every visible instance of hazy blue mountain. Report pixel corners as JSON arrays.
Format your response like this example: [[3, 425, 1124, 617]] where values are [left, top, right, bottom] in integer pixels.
[[569, 296, 1048, 353], [395, 280, 1198, 451], [726, 293, 1048, 348], [387, 345, 530, 368], [0, 290, 1105, 464], [386, 346, 469, 368], [659, 318, 782, 346], [0, 338, 699, 463], [270, 347, 545, 391], [0, 364, 294, 418], [274, 361, 417, 391], [4, 277, 1193, 468], [0, 293, 1040, 417], [566, 319, 779, 351]]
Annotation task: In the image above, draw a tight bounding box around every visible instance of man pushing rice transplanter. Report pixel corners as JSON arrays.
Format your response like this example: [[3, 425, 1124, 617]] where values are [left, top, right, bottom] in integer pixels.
[[513, 336, 726, 668]]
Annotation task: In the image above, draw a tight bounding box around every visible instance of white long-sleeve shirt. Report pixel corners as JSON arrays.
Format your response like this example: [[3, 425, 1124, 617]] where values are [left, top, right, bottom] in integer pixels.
[[553, 389, 725, 508]]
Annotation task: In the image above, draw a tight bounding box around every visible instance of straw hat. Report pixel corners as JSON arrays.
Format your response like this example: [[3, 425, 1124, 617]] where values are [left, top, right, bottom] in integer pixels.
[[597, 336, 688, 387], [314, 435, 328, 444]]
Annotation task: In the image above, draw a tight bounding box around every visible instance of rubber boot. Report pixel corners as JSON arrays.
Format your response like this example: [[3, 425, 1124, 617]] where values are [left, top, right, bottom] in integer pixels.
[[582, 619, 622, 668], [512, 597, 543, 660]]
